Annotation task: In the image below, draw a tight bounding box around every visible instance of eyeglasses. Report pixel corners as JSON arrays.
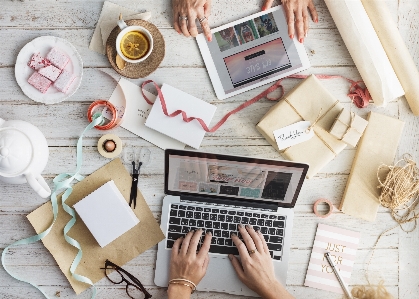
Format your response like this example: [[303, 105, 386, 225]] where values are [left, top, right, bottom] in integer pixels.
[[101, 259, 152, 299]]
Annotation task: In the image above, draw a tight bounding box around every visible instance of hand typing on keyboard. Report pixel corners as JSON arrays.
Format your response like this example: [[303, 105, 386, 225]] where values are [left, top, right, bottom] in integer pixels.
[[229, 225, 295, 299], [168, 229, 212, 299], [167, 225, 295, 299]]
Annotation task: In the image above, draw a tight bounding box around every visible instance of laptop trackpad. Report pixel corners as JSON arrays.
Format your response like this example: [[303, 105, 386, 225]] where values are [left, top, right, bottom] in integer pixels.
[[197, 255, 259, 297]]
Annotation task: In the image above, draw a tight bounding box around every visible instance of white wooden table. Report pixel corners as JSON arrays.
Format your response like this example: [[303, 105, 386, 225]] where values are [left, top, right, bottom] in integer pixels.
[[1, 0, 419, 298]]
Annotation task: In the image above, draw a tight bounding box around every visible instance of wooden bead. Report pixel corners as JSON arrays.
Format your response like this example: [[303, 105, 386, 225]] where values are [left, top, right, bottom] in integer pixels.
[[103, 140, 116, 152]]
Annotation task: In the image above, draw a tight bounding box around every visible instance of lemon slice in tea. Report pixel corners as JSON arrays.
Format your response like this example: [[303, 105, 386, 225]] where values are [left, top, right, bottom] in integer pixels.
[[120, 31, 149, 60]]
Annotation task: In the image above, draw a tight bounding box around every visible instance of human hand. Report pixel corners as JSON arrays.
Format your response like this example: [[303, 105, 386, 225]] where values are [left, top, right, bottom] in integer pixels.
[[168, 230, 212, 298], [263, 0, 318, 43], [172, 0, 212, 41], [229, 225, 295, 299]]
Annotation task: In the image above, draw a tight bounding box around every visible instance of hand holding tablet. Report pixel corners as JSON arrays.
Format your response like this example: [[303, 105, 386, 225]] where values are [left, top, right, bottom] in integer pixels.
[[171, 0, 318, 42], [263, 0, 318, 42], [196, 6, 311, 100]]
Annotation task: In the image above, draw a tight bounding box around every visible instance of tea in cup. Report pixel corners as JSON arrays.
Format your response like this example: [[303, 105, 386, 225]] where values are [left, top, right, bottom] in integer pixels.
[[116, 19, 153, 63]]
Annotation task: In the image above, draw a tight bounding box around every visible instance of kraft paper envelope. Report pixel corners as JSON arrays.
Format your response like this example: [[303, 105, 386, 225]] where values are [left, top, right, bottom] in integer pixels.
[[339, 112, 404, 222], [27, 159, 165, 294], [256, 75, 347, 178]]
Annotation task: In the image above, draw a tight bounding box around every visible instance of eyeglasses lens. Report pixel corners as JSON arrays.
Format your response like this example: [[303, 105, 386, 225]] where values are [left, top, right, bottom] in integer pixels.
[[105, 265, 124, 284], [126, 284, 147, 299]]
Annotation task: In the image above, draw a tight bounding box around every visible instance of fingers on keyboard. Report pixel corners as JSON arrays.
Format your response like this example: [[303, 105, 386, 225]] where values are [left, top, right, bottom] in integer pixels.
[[167, 205, 285, 259]]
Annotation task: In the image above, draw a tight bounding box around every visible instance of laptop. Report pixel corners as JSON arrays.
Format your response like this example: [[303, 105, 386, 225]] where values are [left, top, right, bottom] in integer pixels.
[[154, 149, 308, 296]]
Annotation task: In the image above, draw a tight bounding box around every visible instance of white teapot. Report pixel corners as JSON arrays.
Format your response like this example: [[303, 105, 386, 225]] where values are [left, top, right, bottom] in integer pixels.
[[0, 118, 51, 198]]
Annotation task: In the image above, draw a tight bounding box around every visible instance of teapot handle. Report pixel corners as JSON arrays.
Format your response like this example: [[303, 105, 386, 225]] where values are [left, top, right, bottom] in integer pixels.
[[25, 173, 51, 198]]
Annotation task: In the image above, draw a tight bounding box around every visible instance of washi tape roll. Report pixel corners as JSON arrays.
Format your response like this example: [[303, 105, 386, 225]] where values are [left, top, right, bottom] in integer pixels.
[[97, 134, 123, 158], [313, 198, 334, 218]]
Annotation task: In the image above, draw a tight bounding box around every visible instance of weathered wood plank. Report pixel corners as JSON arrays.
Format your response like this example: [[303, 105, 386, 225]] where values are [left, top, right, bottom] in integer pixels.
[[1, 173, 393, 215], [396, 79, 419, 299], [1, 27, 355, 68], [0, 285, 399, 299], [1, 66, 370, 104], [0, 211, 398, 250], [0, 0, 399, 30], [0, 100, 398, 145], [1, 247, 398, 287]]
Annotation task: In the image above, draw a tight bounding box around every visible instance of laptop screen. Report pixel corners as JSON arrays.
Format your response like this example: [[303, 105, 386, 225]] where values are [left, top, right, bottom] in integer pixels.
[[165, 150, 308, 208]]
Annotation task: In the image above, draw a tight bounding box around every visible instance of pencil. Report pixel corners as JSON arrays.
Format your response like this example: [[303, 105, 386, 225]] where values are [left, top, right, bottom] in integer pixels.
[[324, 252, 352, 299]]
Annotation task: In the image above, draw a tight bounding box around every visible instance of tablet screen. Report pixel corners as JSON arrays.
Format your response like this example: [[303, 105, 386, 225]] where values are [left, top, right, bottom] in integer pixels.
[[205, 10, 305, 95]]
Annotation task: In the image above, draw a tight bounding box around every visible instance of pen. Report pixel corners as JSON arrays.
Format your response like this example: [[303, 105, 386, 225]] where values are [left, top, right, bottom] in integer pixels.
[[324, 252, 352, 299]]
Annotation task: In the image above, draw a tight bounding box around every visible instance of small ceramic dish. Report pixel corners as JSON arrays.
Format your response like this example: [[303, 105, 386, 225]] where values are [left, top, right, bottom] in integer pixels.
[[15, 36, 83, 104]]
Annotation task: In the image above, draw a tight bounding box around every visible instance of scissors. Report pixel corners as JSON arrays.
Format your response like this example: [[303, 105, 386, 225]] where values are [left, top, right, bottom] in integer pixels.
[[129, 161, 142, 209]]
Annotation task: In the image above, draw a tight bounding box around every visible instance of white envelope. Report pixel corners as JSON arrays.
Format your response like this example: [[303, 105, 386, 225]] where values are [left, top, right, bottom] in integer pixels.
[[107, 78, 185, 150], [144, 84, 217, 149]]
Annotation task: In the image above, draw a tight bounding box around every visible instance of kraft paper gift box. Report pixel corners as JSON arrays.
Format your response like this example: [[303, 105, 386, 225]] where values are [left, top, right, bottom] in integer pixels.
[[329, 108, 368, 147], [256, 75, 347, 178], [339, 112, 404, 222]]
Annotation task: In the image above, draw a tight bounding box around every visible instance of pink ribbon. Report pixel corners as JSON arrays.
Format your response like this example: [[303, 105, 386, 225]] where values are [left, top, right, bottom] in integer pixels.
[[140, 74, 371, 133]]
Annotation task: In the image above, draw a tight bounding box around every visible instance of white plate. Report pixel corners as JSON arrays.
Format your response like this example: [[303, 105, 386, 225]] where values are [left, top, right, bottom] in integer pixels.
[[15, 36, 83, 104]]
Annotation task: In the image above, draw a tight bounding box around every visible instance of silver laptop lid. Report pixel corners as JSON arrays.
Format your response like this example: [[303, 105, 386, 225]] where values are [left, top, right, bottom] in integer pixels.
[[164, 149, 308, 209]]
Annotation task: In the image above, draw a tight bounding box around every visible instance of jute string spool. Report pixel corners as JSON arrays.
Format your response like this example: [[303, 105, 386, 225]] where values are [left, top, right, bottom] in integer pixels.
[[351, 154, 419, 299], [377, 154, 419, 229]]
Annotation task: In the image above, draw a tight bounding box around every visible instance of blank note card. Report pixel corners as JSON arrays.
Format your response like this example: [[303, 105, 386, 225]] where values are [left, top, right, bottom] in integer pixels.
[[145, 84, 217, 149], [74, 180, 139, 248]]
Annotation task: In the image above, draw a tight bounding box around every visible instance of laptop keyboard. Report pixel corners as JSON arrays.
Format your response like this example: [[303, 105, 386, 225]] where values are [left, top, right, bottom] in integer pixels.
[[166, 203, 285, 260]]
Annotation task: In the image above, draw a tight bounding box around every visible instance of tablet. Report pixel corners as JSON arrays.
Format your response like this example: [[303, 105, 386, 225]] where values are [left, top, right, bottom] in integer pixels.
[[196, 6, 310, 100]]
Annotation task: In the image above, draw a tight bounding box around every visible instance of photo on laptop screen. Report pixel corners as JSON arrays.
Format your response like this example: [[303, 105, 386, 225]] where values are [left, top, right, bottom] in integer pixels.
[[196, 7, 310, 100], [166, 152, 307, 206]]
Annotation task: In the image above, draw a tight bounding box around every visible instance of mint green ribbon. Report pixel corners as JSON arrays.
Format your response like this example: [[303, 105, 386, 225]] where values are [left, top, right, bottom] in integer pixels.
[[1, 114, 104, 298]]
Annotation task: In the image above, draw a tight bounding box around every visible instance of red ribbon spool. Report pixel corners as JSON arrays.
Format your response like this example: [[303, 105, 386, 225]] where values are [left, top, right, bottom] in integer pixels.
[[87, 100, 118, 130]]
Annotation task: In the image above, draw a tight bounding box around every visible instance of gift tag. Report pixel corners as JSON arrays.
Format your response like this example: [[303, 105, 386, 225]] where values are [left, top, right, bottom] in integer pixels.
[[273, 121, 314, 150]]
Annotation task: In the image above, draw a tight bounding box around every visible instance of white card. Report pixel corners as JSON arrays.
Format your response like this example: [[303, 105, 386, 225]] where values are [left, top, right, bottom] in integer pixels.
[[106, 78, 185, 150], [73, 180, 139, 248], [144, 84, 217, 149], [273, 121, 314, 150]]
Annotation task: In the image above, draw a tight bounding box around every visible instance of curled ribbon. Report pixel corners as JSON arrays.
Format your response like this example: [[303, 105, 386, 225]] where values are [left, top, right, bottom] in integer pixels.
[[141, 74, 370, 133], [1, 114, 104, 299]]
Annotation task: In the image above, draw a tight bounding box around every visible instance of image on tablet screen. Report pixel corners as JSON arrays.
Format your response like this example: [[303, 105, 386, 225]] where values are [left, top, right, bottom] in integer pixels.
[[223, 38, 291, 87], [254, 13, 279, 37], [234, 21, 259, 45], [214, 27, 240, 52]]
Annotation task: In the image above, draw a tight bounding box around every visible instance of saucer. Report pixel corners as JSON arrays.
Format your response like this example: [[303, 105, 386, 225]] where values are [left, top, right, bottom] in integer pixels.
[[106, 20, 165, 79], [15, 36, 83, 104]]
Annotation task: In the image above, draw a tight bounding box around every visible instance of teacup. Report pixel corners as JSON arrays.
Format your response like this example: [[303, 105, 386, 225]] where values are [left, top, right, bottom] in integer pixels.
[[116, 19, 154, 63]]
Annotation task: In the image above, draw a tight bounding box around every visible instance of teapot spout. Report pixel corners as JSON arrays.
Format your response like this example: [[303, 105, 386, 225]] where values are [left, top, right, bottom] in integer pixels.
[[0, 118, 4, 127]]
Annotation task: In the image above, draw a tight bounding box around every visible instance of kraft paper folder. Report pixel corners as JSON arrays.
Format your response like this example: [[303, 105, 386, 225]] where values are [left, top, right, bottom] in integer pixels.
[[361, 0, 419, 116], [27, 159, 165, 294], [339, 112, 404, 222], [324, 0, 404, 107]]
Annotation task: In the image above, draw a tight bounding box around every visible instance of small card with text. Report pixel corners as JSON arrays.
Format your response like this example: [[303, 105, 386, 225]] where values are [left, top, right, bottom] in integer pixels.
[[273, 121, 314, 150], [304, 224, 360, 294]]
